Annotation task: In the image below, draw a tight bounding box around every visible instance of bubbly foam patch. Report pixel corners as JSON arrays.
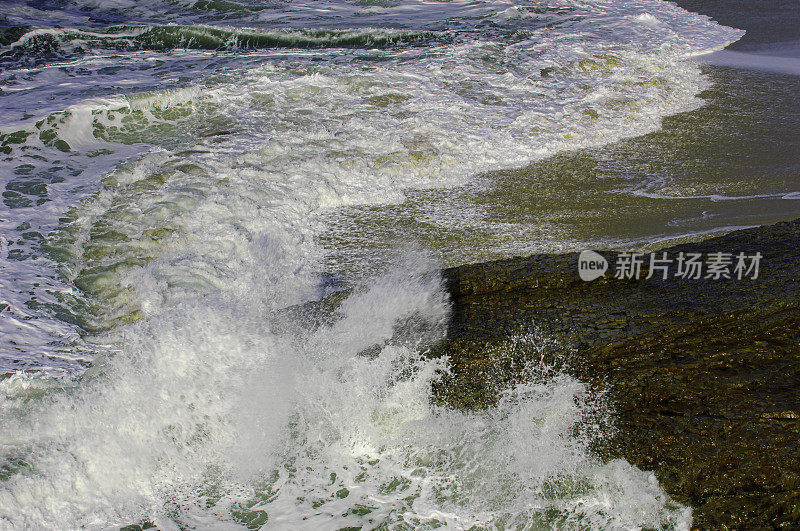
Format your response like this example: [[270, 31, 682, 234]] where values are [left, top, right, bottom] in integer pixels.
[[0, 262, 690, 529]]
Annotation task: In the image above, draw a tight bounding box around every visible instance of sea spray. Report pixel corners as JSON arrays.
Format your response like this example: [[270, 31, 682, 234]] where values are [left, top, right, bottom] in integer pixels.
[[0, 259, 689, 528], [0, 0, 744, 526]]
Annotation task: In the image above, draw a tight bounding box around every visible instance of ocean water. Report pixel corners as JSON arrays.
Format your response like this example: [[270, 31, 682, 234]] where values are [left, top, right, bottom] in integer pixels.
[[0, 0, 747, 528]]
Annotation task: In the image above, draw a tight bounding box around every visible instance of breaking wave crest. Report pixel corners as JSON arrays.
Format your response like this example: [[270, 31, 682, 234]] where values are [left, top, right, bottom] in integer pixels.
[[0, 262, 690, 529], [0, 0, 743, 527]]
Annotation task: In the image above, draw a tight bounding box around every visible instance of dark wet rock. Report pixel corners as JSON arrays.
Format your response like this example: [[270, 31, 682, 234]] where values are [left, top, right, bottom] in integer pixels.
[[0, 26, 29, 47], [432, 218, 800, 529]]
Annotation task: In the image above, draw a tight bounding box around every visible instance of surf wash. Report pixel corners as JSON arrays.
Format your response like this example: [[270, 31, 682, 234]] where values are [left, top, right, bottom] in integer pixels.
[[0, 0, 742, 527]]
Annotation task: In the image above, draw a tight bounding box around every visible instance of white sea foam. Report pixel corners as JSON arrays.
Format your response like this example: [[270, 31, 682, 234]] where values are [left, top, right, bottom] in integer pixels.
[[0, 0, 744, 526], [0, 263, 691, 529]]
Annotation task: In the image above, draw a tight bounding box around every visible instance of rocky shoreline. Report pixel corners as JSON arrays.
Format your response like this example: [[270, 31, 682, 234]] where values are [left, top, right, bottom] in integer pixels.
[[431, 219, 800, 528]]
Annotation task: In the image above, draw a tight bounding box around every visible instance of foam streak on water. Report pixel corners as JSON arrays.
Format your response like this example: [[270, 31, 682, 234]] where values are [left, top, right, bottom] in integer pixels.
[[0, 0, 741, 527]]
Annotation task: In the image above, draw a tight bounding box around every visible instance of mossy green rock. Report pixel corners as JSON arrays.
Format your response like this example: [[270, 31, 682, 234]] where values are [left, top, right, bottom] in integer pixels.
[[434, 218, 800, 529]]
